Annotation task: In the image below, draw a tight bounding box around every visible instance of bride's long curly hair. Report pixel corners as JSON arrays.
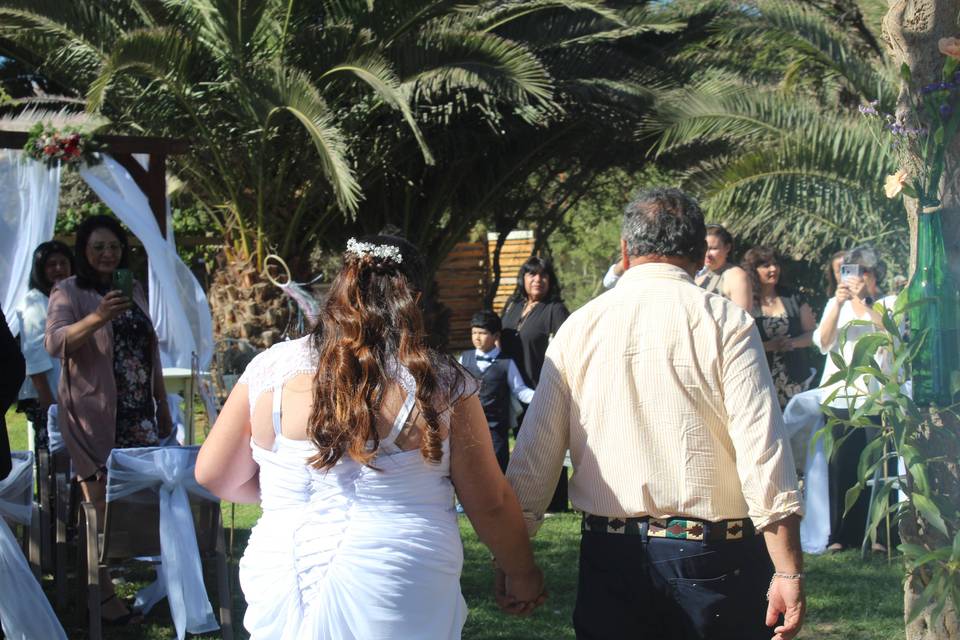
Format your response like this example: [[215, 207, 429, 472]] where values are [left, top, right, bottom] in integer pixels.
[[308, 235, 464, 470]]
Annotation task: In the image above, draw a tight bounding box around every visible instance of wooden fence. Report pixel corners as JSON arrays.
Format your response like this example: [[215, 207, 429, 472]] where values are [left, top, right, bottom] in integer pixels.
[[435, 230, 536, 352]]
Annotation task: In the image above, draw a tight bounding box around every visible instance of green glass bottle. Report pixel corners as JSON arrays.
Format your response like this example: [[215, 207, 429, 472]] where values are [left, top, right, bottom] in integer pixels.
[[906, 207, 960, 406]]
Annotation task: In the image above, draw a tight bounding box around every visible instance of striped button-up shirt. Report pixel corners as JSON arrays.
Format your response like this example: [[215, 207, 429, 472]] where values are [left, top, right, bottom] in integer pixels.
[[506, 262, 802, 535]]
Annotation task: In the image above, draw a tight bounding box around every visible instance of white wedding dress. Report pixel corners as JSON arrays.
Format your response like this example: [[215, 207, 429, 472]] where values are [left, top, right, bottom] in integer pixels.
[[236, 337, 469, 639]]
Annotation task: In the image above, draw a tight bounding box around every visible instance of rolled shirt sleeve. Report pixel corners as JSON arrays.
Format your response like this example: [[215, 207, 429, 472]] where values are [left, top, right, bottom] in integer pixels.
[[506, 341, 571, 536], [722, 321, 803, 530], [44, 284, 75, 359]]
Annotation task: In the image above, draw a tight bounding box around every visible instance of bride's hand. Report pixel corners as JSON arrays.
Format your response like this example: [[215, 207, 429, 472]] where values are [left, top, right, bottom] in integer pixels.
[[495, 566, 547, 616]]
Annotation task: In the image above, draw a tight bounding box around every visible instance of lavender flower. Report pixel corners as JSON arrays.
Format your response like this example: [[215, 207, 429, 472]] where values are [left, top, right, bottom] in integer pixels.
[[858, 100, 879, 116], [920, 81, 956, 95]]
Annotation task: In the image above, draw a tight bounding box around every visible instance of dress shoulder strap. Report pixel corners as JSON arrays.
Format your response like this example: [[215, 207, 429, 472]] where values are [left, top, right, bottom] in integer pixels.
[[381, 389, 417, 450], [271, 383, 284, 440]]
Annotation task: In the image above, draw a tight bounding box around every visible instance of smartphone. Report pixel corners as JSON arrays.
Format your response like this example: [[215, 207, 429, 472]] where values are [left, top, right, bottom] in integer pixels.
[[839, 264, 863, 281], [112, 268, 133, 299]]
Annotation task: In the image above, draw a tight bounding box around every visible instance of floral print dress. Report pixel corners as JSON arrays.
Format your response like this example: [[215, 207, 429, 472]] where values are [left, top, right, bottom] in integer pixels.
[[759, 313, 806, 408], [112, 304, 160, 448]]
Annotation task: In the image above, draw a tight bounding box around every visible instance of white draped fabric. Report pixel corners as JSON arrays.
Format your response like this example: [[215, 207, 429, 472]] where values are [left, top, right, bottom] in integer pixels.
[[0, 452, 67, 640], [80, 156, 213, 369], [0, 151, 60, 336], [106, 446, 220, 640], [782, 389, 831, 554]]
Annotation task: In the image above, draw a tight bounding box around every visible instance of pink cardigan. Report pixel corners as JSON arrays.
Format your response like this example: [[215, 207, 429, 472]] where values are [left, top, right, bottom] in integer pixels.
[[45, 276, 165, 479]]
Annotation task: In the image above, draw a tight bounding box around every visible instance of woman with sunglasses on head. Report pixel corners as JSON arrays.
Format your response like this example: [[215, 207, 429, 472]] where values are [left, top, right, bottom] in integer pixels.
[[812, 245, 896, 554], [45, 215, 173, 625]]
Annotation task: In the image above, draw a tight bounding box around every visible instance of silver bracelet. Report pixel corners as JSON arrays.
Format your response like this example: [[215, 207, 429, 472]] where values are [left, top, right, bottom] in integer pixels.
[[772, 572, 805, 580], [766, 572, 805, 600]]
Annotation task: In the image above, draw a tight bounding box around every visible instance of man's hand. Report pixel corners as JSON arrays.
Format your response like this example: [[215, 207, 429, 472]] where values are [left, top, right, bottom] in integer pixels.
[[766, 576, 805, 640], [494, 566, 547, 616]]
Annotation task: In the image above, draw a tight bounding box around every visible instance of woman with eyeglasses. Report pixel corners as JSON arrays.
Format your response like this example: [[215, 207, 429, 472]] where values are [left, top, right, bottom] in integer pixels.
[[44, 215, 173, 625]]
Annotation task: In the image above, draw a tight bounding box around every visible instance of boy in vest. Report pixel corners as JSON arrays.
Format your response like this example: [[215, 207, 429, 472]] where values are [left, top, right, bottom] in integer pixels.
[[459, 310, 535, 472]]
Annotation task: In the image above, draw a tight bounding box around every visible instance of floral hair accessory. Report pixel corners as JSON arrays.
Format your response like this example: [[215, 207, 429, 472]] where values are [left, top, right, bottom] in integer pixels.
[[346, 237, 403, 264]]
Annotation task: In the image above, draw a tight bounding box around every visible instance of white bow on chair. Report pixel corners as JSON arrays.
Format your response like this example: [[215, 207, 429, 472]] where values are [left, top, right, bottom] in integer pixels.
[[0, 451, 67, 640], [106, 446, 220, 640]]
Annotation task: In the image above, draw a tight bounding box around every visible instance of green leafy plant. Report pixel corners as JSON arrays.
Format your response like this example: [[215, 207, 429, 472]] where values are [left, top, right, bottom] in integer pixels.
[[817, 301, 960, 625]]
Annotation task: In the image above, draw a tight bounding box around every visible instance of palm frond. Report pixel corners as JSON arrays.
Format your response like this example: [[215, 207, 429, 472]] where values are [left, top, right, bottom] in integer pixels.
[[320, 55, 433, 164], [268, 65, 361, 215]]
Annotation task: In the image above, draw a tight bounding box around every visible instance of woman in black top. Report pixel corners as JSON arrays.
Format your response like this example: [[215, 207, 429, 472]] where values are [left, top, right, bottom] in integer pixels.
[[742, 247, 816, 408], [501, 256, 570, 511], [501, 257, 570, 389]]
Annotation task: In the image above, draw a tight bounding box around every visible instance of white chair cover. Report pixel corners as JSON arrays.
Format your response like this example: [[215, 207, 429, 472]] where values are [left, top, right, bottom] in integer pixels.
[[782, 388, 830, 554], [0, 151, 59, 337], [80, 155, 214, 370], [105, 446, 219, 639], [0, 451, 67, 640]]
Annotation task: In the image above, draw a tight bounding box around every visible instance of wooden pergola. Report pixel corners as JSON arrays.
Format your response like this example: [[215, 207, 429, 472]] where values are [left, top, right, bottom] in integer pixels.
[[0, 131, 189, 236]]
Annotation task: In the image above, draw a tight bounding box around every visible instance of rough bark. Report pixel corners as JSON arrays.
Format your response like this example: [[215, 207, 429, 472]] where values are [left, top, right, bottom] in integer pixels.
[[882, 2, 960, 638], [207, 251, 291, 351]]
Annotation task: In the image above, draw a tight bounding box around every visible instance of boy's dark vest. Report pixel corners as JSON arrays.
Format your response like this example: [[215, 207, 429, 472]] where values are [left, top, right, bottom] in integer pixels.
[[460, 351, 511, 433]]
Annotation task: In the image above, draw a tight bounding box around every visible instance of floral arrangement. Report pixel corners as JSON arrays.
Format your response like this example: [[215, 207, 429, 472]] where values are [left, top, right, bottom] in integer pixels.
[[860, 38, 960, 207], [22, 122, 101, 169]]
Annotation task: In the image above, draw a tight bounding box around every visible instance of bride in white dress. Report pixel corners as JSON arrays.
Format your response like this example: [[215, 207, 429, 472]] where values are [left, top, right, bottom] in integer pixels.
[[196, 235, 545, 639]]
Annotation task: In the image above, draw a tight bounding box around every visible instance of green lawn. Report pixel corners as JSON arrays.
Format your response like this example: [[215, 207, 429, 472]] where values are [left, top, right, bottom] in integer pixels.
[[5, 411, 905, 639]]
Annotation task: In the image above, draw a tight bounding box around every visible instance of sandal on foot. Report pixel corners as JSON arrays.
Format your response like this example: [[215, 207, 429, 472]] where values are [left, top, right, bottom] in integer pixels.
[[826, 543, 845, 553], [101, 593, 143, 626]]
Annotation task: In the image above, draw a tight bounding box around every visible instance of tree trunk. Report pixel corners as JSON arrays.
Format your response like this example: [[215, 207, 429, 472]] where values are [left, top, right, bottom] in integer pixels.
[[882, 2, 960, 638], [207, 251, 291, 350]]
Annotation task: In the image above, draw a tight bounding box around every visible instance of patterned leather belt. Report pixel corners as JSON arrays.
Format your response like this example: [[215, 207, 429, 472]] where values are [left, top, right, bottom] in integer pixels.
[[581, 513, 756, 541]]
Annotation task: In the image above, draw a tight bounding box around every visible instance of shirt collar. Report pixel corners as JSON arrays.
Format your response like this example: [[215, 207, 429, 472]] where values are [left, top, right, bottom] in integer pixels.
[[476, 346, 501, 359], [619, 261, 696, 285]]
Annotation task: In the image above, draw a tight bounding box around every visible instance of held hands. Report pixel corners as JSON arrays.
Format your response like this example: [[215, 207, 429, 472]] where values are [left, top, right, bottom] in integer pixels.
[[93, 290, 132, 324], [766, 575, 805, 640], [494, 566, 547, 616]]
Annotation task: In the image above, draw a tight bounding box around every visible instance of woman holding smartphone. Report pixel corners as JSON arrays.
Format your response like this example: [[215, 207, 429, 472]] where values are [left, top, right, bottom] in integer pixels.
[[45, 214, 172, 625], [812, 245, 893, 553]]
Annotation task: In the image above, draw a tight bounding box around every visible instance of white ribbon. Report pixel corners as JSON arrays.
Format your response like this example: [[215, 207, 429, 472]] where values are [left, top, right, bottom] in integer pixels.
[[0, 452, 67, 640], [106, 446, 219, 639]]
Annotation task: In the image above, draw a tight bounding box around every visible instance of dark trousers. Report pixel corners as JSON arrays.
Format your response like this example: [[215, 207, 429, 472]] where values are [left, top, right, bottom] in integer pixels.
[[574, 530, 774, 640], [828, 411, 898, 548], [490, 426, 509, 473], [515, 406, 568, 510]]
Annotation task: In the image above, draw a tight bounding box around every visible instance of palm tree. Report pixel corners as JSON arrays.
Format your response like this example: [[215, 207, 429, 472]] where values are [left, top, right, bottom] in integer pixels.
[[0, 0, 558, 341], [640, 0, 907, 274]]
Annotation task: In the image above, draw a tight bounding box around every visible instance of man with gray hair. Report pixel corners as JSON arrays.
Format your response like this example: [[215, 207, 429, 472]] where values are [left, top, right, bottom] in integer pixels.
[[504, 188, 805, 639]]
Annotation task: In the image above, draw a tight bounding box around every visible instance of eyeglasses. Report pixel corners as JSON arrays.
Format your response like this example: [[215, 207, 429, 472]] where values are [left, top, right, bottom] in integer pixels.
[[90, 242, 123, 254]]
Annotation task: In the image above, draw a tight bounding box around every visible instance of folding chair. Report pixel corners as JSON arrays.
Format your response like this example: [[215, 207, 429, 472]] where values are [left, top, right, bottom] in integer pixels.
[[78, 446, 233, 640], [44, 403, 78, 609]]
